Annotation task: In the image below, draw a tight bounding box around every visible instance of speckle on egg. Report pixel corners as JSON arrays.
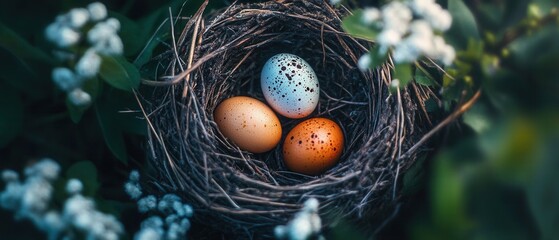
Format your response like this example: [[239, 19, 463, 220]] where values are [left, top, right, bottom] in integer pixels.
[[261, 53, 320, 119], [282, 117, 344, 175]]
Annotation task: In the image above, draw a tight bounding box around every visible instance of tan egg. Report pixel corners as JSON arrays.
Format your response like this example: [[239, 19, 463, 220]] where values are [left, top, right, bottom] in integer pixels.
[[283, 118, 344, 175], [214, 96, 282, 153]]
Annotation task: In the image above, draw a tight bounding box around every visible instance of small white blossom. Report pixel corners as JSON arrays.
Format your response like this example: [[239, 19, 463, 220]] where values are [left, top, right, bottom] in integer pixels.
[[329, 0, 342, 5], [75, 49, 101, 78], [1, 159, 124, 240], [124, 182, 142, 200], [275, 198, 323, 240], [409, 0, 452, 31], [87, 21, 118, 44], [183, 204, 193, 218], [391, 79, 400, 88], [105, 18, 120, 31], [382, 1, 412, 35], [68, 8, 90, 28], [137, 195, 157, 213], [2, 170, 19, 182], [377, 29, 402, 51], [392, 40, 421, 63], [129, 170, 140, 182], [55, 26, 81, 47], [88, 2, 108, 21], [358, 54, 372, 71], [25, 159, 60, 180], [22, 178, 53, 213], [52, 67, 80, 91], [361, 8, 381, 25], [66, 179, 83, 195], [67, 88, 92, 107], [93, 34, 123, 55], [135, 227, 163, 240]]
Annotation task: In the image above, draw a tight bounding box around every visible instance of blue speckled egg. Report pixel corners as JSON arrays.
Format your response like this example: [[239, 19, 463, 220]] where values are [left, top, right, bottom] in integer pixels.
[[261, 53, 319, 119]]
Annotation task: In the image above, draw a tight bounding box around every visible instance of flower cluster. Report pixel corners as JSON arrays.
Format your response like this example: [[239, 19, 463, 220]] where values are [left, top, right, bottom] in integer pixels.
[[0, 159, 124, 240], [46, 2, 123, 107], [125, 171, 195, 240], [275, 198, 324, 240], [358, 0, 455, 70]]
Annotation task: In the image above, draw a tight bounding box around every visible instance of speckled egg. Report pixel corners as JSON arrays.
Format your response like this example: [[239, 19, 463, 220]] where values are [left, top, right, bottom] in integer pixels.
[[283, 118, 344, 175], [261, 53, 319, 119], [214, 96, 282, 153]]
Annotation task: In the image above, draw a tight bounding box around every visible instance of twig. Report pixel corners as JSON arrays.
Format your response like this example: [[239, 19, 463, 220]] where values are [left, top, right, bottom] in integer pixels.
[[401, 89, 482, 158]]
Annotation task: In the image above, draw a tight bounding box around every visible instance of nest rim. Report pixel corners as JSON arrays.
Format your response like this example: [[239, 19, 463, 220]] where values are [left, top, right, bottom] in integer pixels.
[[141, 0, 437, 237]]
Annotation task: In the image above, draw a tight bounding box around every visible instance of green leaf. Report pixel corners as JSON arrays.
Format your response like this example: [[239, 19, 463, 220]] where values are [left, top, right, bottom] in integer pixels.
[[414, 67, 436, 87], [0, 84, 23, 148], [95, 98, 128, 164], [463, 101, 492, 134], [65, 97, 89, 123], [0, 22, 52, 64], [402, 156, 426, 196], [342, 10, 378, 41], [66, 161, 99, 197], [447, 0, 481, 48], [394, 63, 413, 87], [99, 55, 141, 92], [528, 137, 559, 240], [431, 155, 471, 231]]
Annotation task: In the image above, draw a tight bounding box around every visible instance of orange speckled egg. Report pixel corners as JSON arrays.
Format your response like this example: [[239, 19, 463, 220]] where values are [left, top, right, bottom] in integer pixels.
[[214, 96, 282, 153], [283, 117, 344, 175]]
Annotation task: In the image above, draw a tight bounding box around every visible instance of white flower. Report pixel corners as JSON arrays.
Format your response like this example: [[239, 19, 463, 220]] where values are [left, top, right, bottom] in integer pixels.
[[141, 216, 164, 229], [329, 0, 342, 5], [382, 1, 412, 34], [52, 67, 80, 91], [0, 181, 24, 210], [409, 0, 452, 31], [68, 8, 90, 28], [88, 2, 108, 21], [409, 0, 436, 16], [68, 88, 92, 107], [25, 159, 60, 180], [287, 214, 313, 240], [409, 20, 434, 38], [93, 34, 123, 55], [183, 204, 193, 218], [377, 29, 402, 49], [105, 18, 121, 31], [137, 195, 157, 213], [87, 21, 118, 44], [129, 170, 140, 182], [66, 179, 83, 195], [391, 79, 400, 88], [357, 54, 372, 71], [75, 49, 101, 78], [1, 170, 19, 182], [392, 40, 420, 63], [42, 211, 65, 239], [51, 25, 81, 47], [135, 227, 163, 240], [22, 178, 53, 213], [124, 182, 142, 199], [361, 8, 381, 24], [180, 218, 191, 231], [275, 198, 323, 240]]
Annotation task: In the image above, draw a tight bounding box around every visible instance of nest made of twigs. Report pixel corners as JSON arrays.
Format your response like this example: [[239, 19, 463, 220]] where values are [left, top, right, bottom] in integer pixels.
[[141, 0, 438, 238]]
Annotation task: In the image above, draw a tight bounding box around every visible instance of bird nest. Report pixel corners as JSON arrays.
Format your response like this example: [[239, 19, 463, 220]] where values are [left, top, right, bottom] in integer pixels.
[[141, 0, 438, 238]]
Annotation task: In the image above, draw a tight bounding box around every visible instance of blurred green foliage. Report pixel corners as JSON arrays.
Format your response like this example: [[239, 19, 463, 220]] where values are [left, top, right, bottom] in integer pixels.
[[341, 0, 559, 240]]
